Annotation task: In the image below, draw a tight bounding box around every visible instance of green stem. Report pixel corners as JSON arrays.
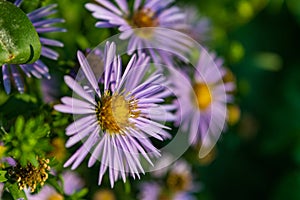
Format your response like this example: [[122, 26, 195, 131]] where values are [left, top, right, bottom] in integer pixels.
[[5, 182, 28, 200]]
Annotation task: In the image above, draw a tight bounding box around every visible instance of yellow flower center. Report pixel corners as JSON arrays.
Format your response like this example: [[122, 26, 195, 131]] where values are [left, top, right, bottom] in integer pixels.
[[227, 105, 241, 125], [47, 193, 64, 200], [0, 146, 7, 159], [193, 83, 212, 111], [93, 190, 115, 200], [132, 8, 158, 28], [96, 92, 140, 135], [14, 158, 50, 192], [166, 172, 191, 192], [48, 137, 66, 162], [131, 8, 158, 39]]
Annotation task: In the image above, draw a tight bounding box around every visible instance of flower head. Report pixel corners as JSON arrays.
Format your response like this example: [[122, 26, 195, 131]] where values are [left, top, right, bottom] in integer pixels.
[[180, 7, 211, 43], [1, 0, 65, 94], [55, 42, 174, 187], [26, 170, 84, 200], [85, 0, 192, 60], [93, 189, 116, 200], [139, 159, 197, 200], [13, 158, 50, 192], [170, 51, 235, 151]]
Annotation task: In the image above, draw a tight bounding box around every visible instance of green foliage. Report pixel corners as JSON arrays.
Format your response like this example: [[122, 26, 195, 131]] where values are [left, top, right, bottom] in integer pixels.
[[47, 174, 64, 195], [5, 182, 28, 200], [0, 0, 41, 65], [68, 188, 89, 200], [2, 115, 51, 167], [0, 170, 7, 182]]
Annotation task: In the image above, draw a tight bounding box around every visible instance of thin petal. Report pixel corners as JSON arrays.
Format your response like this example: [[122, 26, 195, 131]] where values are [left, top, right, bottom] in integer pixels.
[[77, 51, 101, 97]]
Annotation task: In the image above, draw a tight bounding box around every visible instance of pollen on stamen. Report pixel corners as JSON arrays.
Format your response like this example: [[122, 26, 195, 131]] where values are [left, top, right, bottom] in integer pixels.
[[132, 8, 158, 28], [95, 91, 140, 135], [131, 8, 159, 39], [12, 157, 50, 192]]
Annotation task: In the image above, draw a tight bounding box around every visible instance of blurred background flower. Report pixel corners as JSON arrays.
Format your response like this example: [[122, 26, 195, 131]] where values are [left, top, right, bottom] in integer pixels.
[[26, 170, 85, 200]]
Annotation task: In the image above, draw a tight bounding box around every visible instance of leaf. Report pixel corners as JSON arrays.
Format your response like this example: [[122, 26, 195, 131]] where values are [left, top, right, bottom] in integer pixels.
[[287, 0, 300, 24], [0, 93, 38, 118], [0, 170, 7, 182], [5, 182, 28, 200], [0, 0, 41, 65], [15, 116, 25, 135], [47, 174, 64, 194], [70, 188, 89, 199], [124, 181, 131, 194], [27, 153, 39, 167]]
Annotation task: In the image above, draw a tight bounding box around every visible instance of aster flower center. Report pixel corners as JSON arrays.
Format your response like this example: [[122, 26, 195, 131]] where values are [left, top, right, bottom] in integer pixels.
[[167, 172, 191, 192], [132, 8, 158, 28], [47, 193, 64, 200], [13, 158, 50, 192], [49, 138, 66, 162], [193, 82, 212, 110], [94, 190, 115, 200], [96, 91, 140, 135]]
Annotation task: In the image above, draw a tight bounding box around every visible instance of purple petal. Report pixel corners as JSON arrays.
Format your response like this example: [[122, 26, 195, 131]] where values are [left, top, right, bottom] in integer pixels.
[[115, 0, 128, 14], [134, 0, 142, 10], [27, 4, 57, 19], [71, 129, 99, 169], [61, 97, 94, 110], [40, 37, 64, 47], [95, 0, 122, 16], [2, 65, 11, 94], [10, 65, 24, 93], [64, 76, 96, 105], [54, 104, 95, 114], [88, 134, 106, 167], [33, 18, 65, 27], [77, 51, 101, 97], [66, 115, 98, 136], [14, 0, 22, 7], [66, 123, 97, 147], [36, 27, 66, 33], [104, 42, 116, 90]]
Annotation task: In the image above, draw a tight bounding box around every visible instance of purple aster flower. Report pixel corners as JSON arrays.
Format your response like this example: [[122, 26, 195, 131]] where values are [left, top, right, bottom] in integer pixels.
[[1, 0, 65, 94], [25, 170, 84, 200], [0, 142, 17, 167], [180, 7, 211, 43], [139, 160, 198, 200], [85, 0, 192, 61], [170, 51, 235, 154], [41, 74, 61, 103], [140, 182, 196, 200], [54, 42, 175, 187]]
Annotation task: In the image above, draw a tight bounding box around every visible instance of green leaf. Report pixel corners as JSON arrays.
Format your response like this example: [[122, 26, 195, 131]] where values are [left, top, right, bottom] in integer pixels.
[[5, 182, 28, 200], [70, 188, 89, 199], [15, 116, 25, 135], [47, 174, 64, 194], [124, 181, 131, 194], [27, 153, 39, 167], [0, 93, 38, 118], [0, 0, 41, 65], [0, 170, 7, 182]]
